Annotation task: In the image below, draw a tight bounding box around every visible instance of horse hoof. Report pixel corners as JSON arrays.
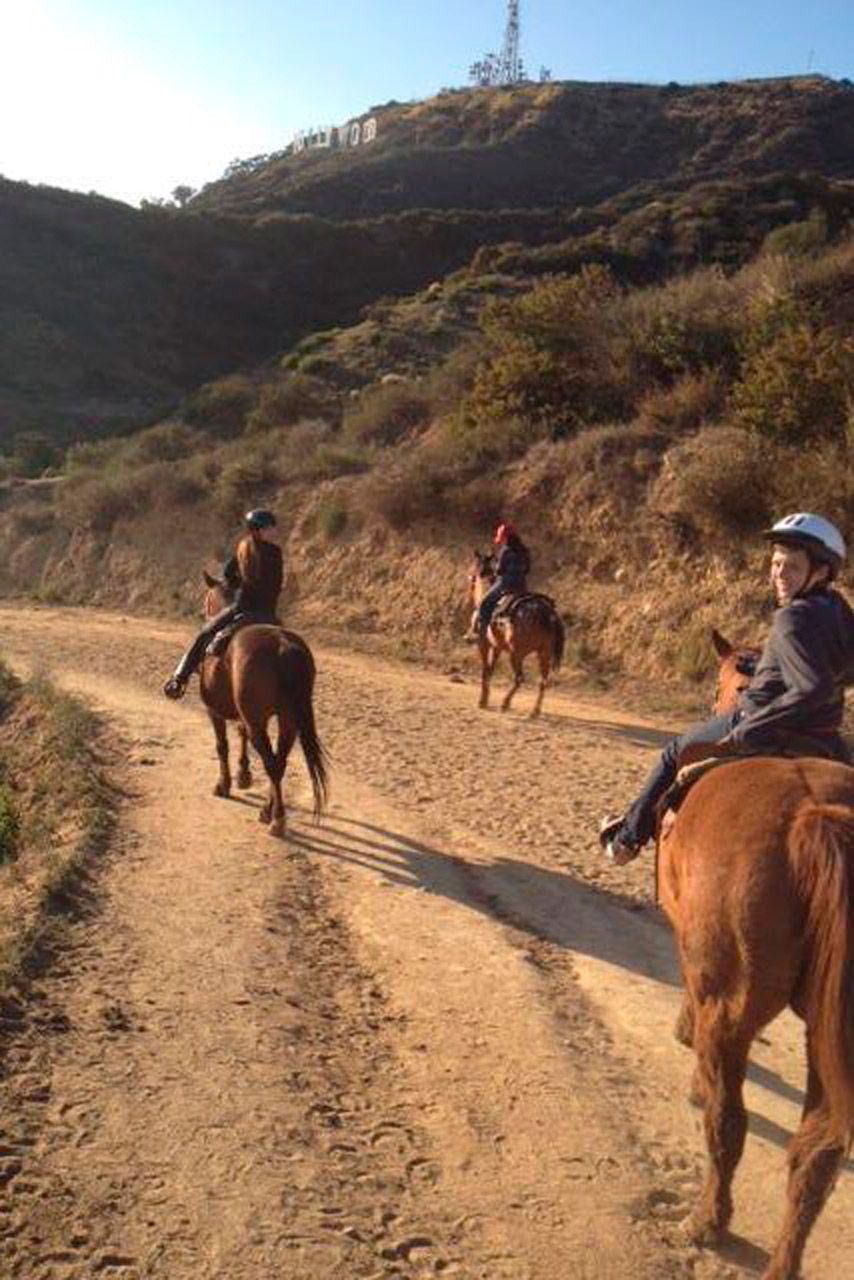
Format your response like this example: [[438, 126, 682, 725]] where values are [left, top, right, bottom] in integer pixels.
[[237, 770, 253, 790], [674, 1006, 695, 1048], [213, 783, 231, 799], [258, 809, 271, 825], [684, 1211, 724, 1248], [269, 820, 285, 839]]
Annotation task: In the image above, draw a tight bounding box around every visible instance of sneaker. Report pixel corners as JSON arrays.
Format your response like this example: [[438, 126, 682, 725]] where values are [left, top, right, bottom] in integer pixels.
[[599, 814, 640, 866], [163, 675, 187, 700]]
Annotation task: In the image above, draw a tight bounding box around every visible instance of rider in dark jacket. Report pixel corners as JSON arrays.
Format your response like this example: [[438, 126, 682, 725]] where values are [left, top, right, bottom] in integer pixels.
[[600, 512, 853, 865], [163, 509, 283, 700], [469, 522, 532, 640]]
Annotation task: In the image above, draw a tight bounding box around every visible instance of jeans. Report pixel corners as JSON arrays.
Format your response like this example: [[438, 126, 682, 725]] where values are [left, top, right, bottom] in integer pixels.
[[620, 710, 741, 847]]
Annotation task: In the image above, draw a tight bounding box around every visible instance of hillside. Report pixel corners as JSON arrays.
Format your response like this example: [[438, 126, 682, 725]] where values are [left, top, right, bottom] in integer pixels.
[[194, 77, 854, 219], [3, 76, 854, 459]]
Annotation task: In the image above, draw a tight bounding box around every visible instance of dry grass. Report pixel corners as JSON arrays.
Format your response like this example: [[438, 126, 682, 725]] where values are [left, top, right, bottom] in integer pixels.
[[0, 663, 115, 989]]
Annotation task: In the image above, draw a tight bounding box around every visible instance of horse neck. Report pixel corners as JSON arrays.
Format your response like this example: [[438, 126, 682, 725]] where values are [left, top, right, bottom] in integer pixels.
[[204, 587, 230, 619], [470, 573, 495, 608]]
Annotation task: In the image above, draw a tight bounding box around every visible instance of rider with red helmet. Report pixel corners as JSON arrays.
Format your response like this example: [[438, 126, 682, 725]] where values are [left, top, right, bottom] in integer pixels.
[[467, 522, 532, 641], [601, 512, 854, 865]]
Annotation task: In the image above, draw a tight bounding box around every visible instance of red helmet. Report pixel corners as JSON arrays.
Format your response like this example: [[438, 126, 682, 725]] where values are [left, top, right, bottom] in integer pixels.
[[493, 521, 516, 545]]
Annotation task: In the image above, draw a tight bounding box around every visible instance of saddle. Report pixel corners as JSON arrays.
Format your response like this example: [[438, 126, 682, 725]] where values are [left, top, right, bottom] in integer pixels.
[[491, 591, 557, 627], [205, 612, 280, 658], [659, 733, 851, 832]]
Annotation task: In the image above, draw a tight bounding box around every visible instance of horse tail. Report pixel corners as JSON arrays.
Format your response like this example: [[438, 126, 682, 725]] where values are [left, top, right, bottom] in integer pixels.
[[550, 610, 565, 671], [788, 800, 854, 1142], [277, 638, 329, 819]]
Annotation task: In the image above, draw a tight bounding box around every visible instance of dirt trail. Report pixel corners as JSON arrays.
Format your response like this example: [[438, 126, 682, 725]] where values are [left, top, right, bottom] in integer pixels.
[[0, 605, 851, 1280]]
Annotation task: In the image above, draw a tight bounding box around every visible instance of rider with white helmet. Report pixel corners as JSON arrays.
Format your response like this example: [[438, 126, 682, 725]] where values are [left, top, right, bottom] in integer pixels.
[[601, 512, 854, 865]]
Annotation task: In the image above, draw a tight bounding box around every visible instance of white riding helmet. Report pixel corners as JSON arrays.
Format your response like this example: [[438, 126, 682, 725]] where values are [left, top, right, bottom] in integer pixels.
[[764, 512, 847, 575]]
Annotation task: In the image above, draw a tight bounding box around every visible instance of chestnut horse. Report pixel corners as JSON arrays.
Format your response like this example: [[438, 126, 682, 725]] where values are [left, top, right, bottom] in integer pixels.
[[468, 551, 565, 717], [199, 575, 328, 837], [657, 628, 854, 1279]]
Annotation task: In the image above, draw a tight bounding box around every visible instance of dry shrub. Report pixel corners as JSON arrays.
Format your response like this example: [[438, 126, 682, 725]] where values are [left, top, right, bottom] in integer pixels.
[[357, 450, 451, 530], [122, 421, 210, 466], [343, 381, 431, 446], [9, 505, 54, 538], [183, 373, 256, 436], [637, 370, 727, 433], [653, 427, 773, 537], [316, 496, 348, 540], [56, 461, 205, 530], [245, 374, 336, 432]]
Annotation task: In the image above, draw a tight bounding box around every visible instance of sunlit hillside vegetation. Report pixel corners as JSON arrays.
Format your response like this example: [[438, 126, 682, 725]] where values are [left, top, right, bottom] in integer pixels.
[[2, 78, 854, 686]]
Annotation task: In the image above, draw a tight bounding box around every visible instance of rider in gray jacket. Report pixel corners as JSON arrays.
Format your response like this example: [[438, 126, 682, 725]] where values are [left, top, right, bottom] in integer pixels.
[[600, 512, 853, 865]]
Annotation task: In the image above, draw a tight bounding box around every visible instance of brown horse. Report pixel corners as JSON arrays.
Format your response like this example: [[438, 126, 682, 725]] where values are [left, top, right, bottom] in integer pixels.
[[199, 574, 328, 837], [468, 551, 565, 717], [657, 630, 854, 1278]]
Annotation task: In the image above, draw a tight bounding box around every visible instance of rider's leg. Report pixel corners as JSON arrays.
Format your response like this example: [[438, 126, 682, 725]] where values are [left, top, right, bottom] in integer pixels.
[[163, 605, 238, 698], [477, 583, 504, 634], [603, 711, 739, 860]]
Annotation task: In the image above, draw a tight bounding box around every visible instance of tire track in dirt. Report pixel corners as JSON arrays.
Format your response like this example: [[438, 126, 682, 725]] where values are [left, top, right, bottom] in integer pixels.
[[0, 605, 851, 1279]]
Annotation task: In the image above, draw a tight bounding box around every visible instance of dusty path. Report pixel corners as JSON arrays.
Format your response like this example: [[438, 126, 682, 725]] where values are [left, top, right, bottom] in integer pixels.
[[0, 604, 851, 1280]]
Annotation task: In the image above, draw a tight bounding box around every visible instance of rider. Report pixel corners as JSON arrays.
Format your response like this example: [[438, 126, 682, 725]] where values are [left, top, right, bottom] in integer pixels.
[[162, 508, 283, 700], [467, 522, 532, 641], [600, 512, 854, 866]]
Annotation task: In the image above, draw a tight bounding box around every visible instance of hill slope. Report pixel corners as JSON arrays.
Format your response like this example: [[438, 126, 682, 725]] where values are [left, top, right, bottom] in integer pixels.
[[194, 77, 854, 219]]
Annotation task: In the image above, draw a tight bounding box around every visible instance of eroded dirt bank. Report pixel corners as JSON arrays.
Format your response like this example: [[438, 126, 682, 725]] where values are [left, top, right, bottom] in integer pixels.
[[0, 605, 851, 1280]]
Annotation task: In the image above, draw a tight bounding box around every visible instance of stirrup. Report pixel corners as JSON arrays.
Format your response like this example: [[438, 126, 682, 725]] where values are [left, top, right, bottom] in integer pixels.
[[163, 675, 188, 700]]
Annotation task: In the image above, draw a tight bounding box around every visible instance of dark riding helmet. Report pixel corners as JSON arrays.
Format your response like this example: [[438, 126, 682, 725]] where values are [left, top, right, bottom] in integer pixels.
[[244, 509, 277, 531], [763, 512, 846, 579]]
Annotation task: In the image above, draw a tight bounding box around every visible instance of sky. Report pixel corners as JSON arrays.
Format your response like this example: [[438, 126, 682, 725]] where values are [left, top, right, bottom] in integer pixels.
[[1, 1, 852, 207]]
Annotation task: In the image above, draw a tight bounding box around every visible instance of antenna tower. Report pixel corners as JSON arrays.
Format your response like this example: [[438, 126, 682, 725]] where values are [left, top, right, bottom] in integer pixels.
[[499, 1, 522, 85]]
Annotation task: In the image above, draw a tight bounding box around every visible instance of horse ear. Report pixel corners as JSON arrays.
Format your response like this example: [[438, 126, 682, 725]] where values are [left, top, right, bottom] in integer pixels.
[[711, 628, 733, 659], [203, 570, 219, 588]]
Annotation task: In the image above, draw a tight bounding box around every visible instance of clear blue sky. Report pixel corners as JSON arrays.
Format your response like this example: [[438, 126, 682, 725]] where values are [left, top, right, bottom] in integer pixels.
[[3, 1, 852, 207]]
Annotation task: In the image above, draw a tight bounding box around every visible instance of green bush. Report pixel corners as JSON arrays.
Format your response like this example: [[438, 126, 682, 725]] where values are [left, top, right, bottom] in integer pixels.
[[731, 324, 854, 444], [762, 208, 828, 258], [0, 788, 18, 863], [316, 496, 348, 539]]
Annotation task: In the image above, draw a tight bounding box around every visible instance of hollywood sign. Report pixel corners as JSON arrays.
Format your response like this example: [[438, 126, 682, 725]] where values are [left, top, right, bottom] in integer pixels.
[[291, 116, 378, 155]]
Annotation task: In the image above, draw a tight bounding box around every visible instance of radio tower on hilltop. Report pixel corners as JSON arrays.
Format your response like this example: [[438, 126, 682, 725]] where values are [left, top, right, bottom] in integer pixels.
[[469, 2, 549, 88], [499, 1, 522, 84]]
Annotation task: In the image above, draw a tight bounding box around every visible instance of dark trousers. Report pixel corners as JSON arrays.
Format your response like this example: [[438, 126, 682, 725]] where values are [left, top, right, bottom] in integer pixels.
[[621, 711, 741, 847], [478, 580, 524, 631], [174, 605, 240, 681]]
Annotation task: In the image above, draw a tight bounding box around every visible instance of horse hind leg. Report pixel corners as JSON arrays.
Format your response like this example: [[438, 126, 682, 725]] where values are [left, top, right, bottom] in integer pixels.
[[209, 712, 232, 798], [686, 998, 751, 1246], [268, 716, 297, 839], [478, 638, 498, 710], [763, 1037, 845, 1280], [249, 723, 284, 835], [236, 725, 252, 790], [500, 651, 524, 713], [530, 643, 551, 719]]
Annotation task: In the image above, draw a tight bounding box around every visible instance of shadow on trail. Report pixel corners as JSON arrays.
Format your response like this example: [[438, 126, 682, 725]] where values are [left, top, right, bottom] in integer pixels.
[[287, 809, 829, 1155]]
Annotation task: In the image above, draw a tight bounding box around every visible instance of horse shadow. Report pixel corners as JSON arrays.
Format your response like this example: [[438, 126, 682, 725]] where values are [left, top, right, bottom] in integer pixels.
[[286, 807, 854, 1175]]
